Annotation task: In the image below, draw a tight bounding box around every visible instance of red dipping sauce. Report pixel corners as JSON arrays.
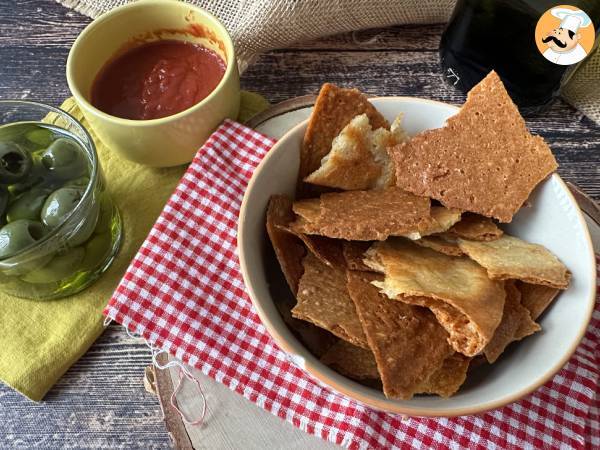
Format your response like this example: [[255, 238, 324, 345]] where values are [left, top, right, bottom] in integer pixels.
[[91, 40, 226, 120]]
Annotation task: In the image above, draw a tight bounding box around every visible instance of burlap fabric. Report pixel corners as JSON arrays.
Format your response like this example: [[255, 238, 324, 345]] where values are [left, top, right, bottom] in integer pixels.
[[57, 0, 600, 123]]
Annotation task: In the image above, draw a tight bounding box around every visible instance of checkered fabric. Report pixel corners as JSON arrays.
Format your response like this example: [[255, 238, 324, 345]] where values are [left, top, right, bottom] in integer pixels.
[[105, 120, 599, 449]]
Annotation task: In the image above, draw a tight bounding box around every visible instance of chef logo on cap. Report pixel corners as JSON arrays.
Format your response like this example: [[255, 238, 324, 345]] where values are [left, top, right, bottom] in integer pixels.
[[535, 5, 595, 65]]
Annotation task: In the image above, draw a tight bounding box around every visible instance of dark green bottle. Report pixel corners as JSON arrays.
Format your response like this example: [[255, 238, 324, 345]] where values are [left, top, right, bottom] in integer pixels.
[[440, 0, 600, 114]]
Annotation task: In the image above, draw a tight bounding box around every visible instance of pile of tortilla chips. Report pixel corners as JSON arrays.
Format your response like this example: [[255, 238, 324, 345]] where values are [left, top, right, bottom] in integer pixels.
[[265, 72, 570, 400]]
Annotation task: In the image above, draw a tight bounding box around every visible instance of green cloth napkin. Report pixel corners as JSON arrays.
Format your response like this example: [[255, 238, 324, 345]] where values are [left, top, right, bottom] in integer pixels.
[[0, 94, 268, 401]]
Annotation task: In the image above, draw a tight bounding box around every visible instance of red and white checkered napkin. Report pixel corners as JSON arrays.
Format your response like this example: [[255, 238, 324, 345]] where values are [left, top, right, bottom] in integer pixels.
[[106, 119, 599, 449]]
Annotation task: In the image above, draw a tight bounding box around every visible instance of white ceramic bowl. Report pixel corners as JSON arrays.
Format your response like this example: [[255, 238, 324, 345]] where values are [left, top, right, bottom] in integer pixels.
[[238, 97, 597, 416]]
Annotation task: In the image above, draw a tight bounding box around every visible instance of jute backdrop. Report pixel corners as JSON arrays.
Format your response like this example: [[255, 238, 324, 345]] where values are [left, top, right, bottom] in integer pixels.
[[56, 0, 600, 123]]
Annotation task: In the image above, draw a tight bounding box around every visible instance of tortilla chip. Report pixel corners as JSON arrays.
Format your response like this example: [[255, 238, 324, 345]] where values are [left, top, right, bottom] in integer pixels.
[[266, 195, 306, 294], [364, 239, 505, 356], [413, 235, 464, 256], [292, 252, 368, 348], [305, 114, 396, 190], [342, 241, 374, 271], [446, 213, 503, 241], [320, 340, 379, 380], [290, 187, 431, 241], [346, 271, 453, 399], [457, 235, 570, 289], [299, 83, 389, 196], [403, 206, 462, 240], [389, 71, 557, 222], [484, 280, 541, 363], [517, 281, 560, 320], [416, 353, 471, 398]]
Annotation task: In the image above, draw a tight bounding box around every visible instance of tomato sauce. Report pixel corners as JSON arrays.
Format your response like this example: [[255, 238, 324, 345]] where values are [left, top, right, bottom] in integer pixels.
[[91, 40, 226, 120]]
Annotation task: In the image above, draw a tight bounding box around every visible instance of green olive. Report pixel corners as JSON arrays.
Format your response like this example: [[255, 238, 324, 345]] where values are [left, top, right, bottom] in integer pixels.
[[69, 199, 99, 246], [0, 187, 8, 217], [41, 187, 84, 228], [0, 219, 45, 259], [26, 127, 54, 148], [81, 233, 111, 270], [64, 176, 90, 189], [6, 187, 52, 222], [0, 141, 32, 184], [7, 156, 47, 195], [40, 138, 87, 181], [21, 247, 85, 284]]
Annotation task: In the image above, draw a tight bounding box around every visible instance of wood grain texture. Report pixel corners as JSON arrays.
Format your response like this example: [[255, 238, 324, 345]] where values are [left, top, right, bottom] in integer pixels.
[[0, 0, 598, 448]]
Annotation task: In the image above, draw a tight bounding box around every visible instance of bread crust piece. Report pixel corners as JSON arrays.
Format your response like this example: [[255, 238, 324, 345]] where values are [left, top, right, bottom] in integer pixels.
[[346, 271, 453, 400], [517, 281, 560, 320], [320, 340, 380, 380], [364, 239, 505, 356], [445, 213, 503, 241], [390, 71, 557, 222], [290, 187, 432, 241], [298, 83, 389, 197], [292, 252, 368, 349], [415, 353, 471, 398], [483, 280, 541, 363], [266, 195, 306, 294], [457, 235, 571, 289]]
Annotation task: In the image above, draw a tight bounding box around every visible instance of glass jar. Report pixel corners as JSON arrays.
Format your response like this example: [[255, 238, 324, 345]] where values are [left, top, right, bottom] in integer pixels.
[[0, 100, 122, 300]]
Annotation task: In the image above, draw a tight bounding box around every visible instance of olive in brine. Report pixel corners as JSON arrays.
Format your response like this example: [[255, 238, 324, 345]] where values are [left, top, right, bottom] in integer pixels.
[[0, 187, 8, 217], [6, 187, 52, 222], [0, 219, 45, 259], [41, 187, 84, 228], [21, 247, 85, 284], [40, 138, 87, 180], [0, 141, 32, 184], [26, 127, 54, 148]]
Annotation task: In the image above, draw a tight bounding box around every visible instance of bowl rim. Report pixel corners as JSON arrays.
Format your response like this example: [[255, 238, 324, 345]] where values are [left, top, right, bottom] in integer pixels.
[[238, 95, 597, 417], [65, 0, 237, 127]]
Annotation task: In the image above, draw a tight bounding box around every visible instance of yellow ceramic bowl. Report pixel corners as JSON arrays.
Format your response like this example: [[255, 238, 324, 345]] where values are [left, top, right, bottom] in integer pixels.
[[66, 0, 240, 167]]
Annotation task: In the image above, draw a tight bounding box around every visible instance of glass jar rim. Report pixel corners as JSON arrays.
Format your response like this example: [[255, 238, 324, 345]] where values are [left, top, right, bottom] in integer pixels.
[[0, 99, 99, 263]]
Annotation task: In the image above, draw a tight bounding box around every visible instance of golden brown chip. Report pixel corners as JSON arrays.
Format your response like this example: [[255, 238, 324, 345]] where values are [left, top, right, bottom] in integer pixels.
[[304, 114, 386, 190], [320, 340, 379, 380], [299, 83, 389, 196], [346, 271, 453, 400], [403, 206, 462, 240], [389, 71, 557, 222], [266, 195, 306, 294], [446, 213, 503, 241], [290, 187, 431, 241], [517, 281, 561, 320], [364, 239, 505, 356], [342, 241, 374, 271], [292, 198, 321, 222], [457, 235, 570, 289], [416, 353, 471, 398], [413, 236, 464, 256], [277, 223, 343, 268], [484, 280, 541, 363], [292, 252, 368, 349]]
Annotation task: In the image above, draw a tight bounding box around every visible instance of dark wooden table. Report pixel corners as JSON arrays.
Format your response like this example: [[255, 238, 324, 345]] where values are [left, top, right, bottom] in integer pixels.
[[0, 0, 598, 448]]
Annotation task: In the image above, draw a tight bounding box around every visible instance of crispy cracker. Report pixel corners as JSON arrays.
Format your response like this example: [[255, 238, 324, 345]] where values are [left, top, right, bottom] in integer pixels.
[[457, 235, 570, 289], [305, 113, 404, 191], [446, 213, 503, 241], [320, 340, 379, 380], [292, 252, 368, 348], [278, 223, 343, 268], [403, 206, 462, 240], [517, 281, 560, 320], [342, 241, 374, 271], [290, 187, 431, 241], [484, 280, 541, 363], [346, 271, 453, 400], [364, 239, 505, 356], [416, 353, 471, 398], [292, 198, 321, 222], [299, 83, 389, 196], [414, 236, 464, 256], [266, 195, 306, 294], [390, 71, 557, 222]]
